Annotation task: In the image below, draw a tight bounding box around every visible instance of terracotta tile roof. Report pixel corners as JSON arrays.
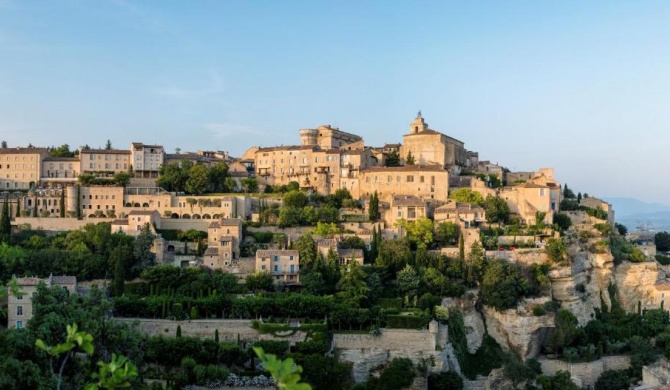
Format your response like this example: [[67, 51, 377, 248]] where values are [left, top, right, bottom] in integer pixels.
[[256, 250, 299, 257], [219, 235, 234, 241], [16, 277, 43, 286], [43, 156, 80, 162], [257, 145, 316, 153], [449, 176, 473, 187], [204, 247, 219, 256], [392, 195, 426, 207], [209, 221, 221, 228], [315, 238, 338, 247], [111, 219, 129, 225], [219, 218, 242, 226], [0, 147, 49, 154], [338, 248, 363, 258], [51, 275, 76, 285]]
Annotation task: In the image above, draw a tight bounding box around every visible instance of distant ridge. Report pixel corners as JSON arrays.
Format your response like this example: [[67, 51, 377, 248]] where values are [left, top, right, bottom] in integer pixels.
[[602, 197, 670, 217]]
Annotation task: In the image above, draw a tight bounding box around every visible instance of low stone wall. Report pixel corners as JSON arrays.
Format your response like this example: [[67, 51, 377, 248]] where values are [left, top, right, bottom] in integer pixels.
[[160, 219, 211, 231], [115, 318, 258, 341], [486, 248, 548, 265], [497, 236, 536, 246], [14, 216, 92, 231], [333, 328, 436, 352], [538, 355, 630, 388]]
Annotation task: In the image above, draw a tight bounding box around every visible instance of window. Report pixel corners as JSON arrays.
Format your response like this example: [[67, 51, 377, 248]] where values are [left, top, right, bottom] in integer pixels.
[[420, 176, 424, 183], [273, 256, 279, 262], [406, 175, 414, 182], [274, 265, 279, 272], [289, 255, 294, 261], [17, 306, 22, 316], [539, 189, 546, 196], [16, 321, 22, 329]]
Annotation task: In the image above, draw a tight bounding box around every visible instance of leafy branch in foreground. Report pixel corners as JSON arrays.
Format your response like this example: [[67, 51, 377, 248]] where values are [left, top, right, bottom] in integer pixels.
[[36, 323, 138, 390], [253, 346, 312, 390]]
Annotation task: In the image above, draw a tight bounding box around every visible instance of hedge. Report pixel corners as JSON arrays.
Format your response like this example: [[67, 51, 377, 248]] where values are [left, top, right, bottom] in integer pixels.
[[378, 298, 403, 309], [385, 314, 430, 329]]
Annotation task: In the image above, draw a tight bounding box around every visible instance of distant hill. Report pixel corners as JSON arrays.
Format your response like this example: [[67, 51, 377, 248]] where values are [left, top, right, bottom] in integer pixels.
[[601, 197, 670, 232], [602, 197, 670, 217]]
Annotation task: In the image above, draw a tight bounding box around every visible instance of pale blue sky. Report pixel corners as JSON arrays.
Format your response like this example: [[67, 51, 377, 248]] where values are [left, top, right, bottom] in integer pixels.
[[1, 1, 669, 203]]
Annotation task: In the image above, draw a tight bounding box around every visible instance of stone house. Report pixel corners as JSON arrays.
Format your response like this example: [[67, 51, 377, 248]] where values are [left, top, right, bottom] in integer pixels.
[[8, 275, 77, 329], [131, 142, 164, 178], [580, 196, 615, 227], [204, 218, 243, 269], [352, 165, 450, 201], [398, 112, 467, 169], [0, 147, 50, 190], [385, 195, 428, 227], [434, 201, 486, 227], [255, 249, 300, 284], [315, 238, 365, 266], [499, 168, 561, 225]]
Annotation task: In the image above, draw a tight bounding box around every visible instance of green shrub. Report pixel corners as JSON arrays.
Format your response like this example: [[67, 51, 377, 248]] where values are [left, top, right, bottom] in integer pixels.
[[385, 314, 430, 329], [253, 340, 289, 358], [532, 305, 547, 316]]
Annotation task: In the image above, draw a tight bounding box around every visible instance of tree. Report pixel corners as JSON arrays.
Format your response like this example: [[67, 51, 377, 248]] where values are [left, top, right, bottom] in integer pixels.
[[405, 151, 415, 165], [1, 140, 6, 148], [242, 177, 258, 193], [16, 197, 21, 218], [502, 354, 536, 388], [208, 162, 230, 193], [398, 217, 434, 248], [655, 231, 670, 252], [0, 196, 10, 244], [562, 184, 576, 199], [51, 144, 75, 158], [313, 222, 341, 238], [376, 238, 413, 273], [385, 150, 400, 167], [293, 233, 317, 269], [436, 222, 459, 245], [544, 310, 580, 356], [283, 190, 308, 208], [629, 336, 657, 376], [545, 238, 567, 263], [480, 258, 525, 310], [246, 272, 275, 292], [59, 190, 65, 218], [594, 369, 629, 390], [185, 164, 210, 195], [369, 191, 379, 221], [482, 195, 510, 225], [537, 370, 580, 390], [449, 188, 484, 204], [336, 260, 369, 307], [395, 264, 420, 299], [132, 223, 156, 275], [614, 223, 628, 236], [553, 213, 572, 232], [253, 347, 312, 390], [105, 140, 112, 150], [113, 172, 131, 187], [157, 161, 192, 192], [428, 371, 463, 390]]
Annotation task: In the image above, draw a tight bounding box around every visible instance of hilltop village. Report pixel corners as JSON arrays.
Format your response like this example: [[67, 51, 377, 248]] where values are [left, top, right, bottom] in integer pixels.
[[1, 114, 669, 390]]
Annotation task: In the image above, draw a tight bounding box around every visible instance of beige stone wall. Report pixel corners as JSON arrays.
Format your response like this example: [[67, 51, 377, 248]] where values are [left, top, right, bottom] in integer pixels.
[[160, 219, 211, 231], [333, 328, 436, 351], [357, 166, 449, 201], [538, 355, 630, 389], [115, 318, 259, 340], [14, 217, 91, 231], [79, 150, 131, 173], [400, 133, 449, 166], [79, 186, 124, 217]]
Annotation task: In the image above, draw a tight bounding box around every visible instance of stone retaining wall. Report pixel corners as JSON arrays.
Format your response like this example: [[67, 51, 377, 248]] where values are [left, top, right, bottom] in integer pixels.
[[333, 328, 436, 352], [115, 318, 258, 340], [538, 355, 630, 388], [14, 217, 91, 231]]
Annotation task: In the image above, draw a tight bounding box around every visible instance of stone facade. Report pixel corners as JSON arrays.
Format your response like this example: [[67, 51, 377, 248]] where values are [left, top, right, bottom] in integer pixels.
[[499, 168, 561, 225], [255, 249, 300, 284], [0, 147, 49, 189], [8, 275, 77, 329], [399, 113, 467, 168], [538, 355, 630, 389]]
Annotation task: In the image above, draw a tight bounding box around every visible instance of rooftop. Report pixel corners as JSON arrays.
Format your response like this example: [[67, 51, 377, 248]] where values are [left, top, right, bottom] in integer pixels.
[[256, 249, 299, 257]]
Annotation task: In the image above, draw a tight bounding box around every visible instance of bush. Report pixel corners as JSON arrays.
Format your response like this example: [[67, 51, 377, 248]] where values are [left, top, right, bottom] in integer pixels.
[[253, 340, 289, 358], [595, 369, 630, 390], [532, 305, 547, 316], [368, 358, 415, 390], [545, 238, 567, 263], [385, 314, 431, 329], [428, 371, 463, 390]]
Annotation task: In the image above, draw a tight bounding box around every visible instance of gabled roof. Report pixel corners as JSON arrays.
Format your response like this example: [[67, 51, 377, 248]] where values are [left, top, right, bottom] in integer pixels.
[[204, 247, 219, 256], [338, 248, 364, 258], [51, 275, 77, 285], [128, 210, 158, 216], [392, 195, 426, 207], [256, 249, 299, 257], [219, 218, 242, 226]]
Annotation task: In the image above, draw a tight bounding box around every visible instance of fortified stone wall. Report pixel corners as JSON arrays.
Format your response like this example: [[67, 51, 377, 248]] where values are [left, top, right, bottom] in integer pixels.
[[538, 355, 630, 388], [115, 318, 258, 341], [160, 219, 211, 231], [333, 329, 436, 351]]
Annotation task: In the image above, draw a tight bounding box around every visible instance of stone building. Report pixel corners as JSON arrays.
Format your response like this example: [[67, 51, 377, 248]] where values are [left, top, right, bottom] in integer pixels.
[[255, 249, 300, 284], [299, 125, 363, 149], [7, 275, 77, 329], [0, 147, 50, 190], [398, 112, 467, 169], [385, 195, 428, 227], [349, 165, 450, 201], [131, 143, 164, 178], [41, 156, 80, 186], [499, 168, 561, 225], [204, 218, 243, 269], [79, 148, 132, 175], [434, 201, 486, 227], [580, 196, 615, 227]]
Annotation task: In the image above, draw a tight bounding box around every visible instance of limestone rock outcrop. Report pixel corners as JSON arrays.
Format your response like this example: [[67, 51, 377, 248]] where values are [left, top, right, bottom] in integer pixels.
[[442, 291, 485, 353], [614, 261, 665, 313], [482, 303, 554, 360], [549, 251, 614, 325]]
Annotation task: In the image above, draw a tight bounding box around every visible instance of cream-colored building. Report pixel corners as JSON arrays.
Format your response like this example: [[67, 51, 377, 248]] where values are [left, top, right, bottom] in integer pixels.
[[349, 165, 450, 201], [204, 218, 243, 269], [41, 157, 80, 186], [385, 195, 428, 227], [255, 249, 300, 284], [8, 275, 77, 329], [0, 147, 50, 190], [580, 196, 615, 227], [79, 148, 131, 175], [499, 168, 561, 225], [399, 113, 467, 169], [434, 201, 486, 227], [131, 143, 164, 178]]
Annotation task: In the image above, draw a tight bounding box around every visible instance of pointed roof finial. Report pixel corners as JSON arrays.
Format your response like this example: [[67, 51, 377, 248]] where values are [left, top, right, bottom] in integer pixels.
[[417, 110, 422, 118]]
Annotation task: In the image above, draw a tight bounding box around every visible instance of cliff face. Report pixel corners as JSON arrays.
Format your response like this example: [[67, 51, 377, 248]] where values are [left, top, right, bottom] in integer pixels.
[[549, 251, 614, 325], [442, 291, 485, 353], [482, 303, 554, 360], [614, 261, 665, 313]]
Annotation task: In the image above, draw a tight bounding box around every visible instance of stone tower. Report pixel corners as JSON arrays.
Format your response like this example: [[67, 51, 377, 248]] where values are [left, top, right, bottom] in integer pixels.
[[409, 111, 428, 134], [299, 129, 318, 146]]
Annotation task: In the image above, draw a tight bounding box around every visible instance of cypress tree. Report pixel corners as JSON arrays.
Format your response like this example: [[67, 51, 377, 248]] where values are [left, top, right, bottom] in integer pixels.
[[0, 196, 11, 244], [59, 189, 65, 218], [15, 198, 20, 218], [369, 191, 379, 221], [458, 234, 465, 262], [176, 325, 182, 338], [215, 329, 220, 343], [76, 185, 81, 219]]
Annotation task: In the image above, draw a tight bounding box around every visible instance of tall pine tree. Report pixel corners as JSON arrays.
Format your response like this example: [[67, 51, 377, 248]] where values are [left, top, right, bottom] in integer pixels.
[[59, 189, 65, 218], [369, 191, 379, 221]]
